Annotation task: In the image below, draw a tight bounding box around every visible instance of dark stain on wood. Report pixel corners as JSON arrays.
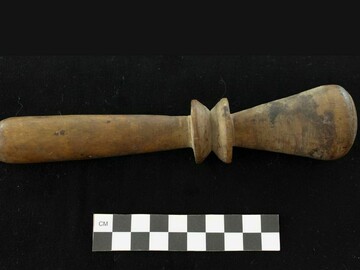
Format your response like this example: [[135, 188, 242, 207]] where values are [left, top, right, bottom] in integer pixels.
[[222, 106, 229, 117], [54, 130, 66, 136], [294, 95, 336, 158], [269, 101, 288, 125]]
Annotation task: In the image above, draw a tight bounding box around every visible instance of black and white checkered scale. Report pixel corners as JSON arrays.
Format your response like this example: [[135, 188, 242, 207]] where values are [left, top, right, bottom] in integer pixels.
[[93, 214, 280, 251]]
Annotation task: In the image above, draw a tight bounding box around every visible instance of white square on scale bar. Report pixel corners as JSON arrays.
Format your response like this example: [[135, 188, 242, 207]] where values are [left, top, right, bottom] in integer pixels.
[[150, 232, 169, 250], [242, 215, 261, 233], [168, 215, 187, 232], [93, 214, 113, 232], [206, 215, 224, 232], [224, 233, 243, 251], [131, 214, 150, 232], [112, 232, 131, 250], [261, 233, 280, 251], [187, 233, 206, 251]]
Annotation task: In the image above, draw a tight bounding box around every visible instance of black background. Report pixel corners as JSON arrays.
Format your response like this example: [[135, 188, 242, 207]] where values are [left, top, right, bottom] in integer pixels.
[[0, 56, 359, 269]]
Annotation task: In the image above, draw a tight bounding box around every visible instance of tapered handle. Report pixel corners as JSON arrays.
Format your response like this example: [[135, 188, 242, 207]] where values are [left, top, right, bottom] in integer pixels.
[[0, 115, 191, 163], [231, 85, 357, 160]]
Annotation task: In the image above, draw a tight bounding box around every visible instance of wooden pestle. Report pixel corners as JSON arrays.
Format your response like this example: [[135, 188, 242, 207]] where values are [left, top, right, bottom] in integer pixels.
[[0, 85, 357, 164]]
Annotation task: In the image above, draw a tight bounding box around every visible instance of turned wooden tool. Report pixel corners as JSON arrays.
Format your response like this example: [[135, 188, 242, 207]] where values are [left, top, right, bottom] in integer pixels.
[[0, 85, 357, 164]]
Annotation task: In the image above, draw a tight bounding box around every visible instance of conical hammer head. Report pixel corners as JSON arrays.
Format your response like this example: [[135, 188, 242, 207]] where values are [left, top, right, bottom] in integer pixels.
[[231, 85, 357, 160]]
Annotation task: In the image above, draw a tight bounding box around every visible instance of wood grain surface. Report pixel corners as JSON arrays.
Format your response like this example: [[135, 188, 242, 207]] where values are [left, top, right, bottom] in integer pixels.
[[0, 85, 357, 163]]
